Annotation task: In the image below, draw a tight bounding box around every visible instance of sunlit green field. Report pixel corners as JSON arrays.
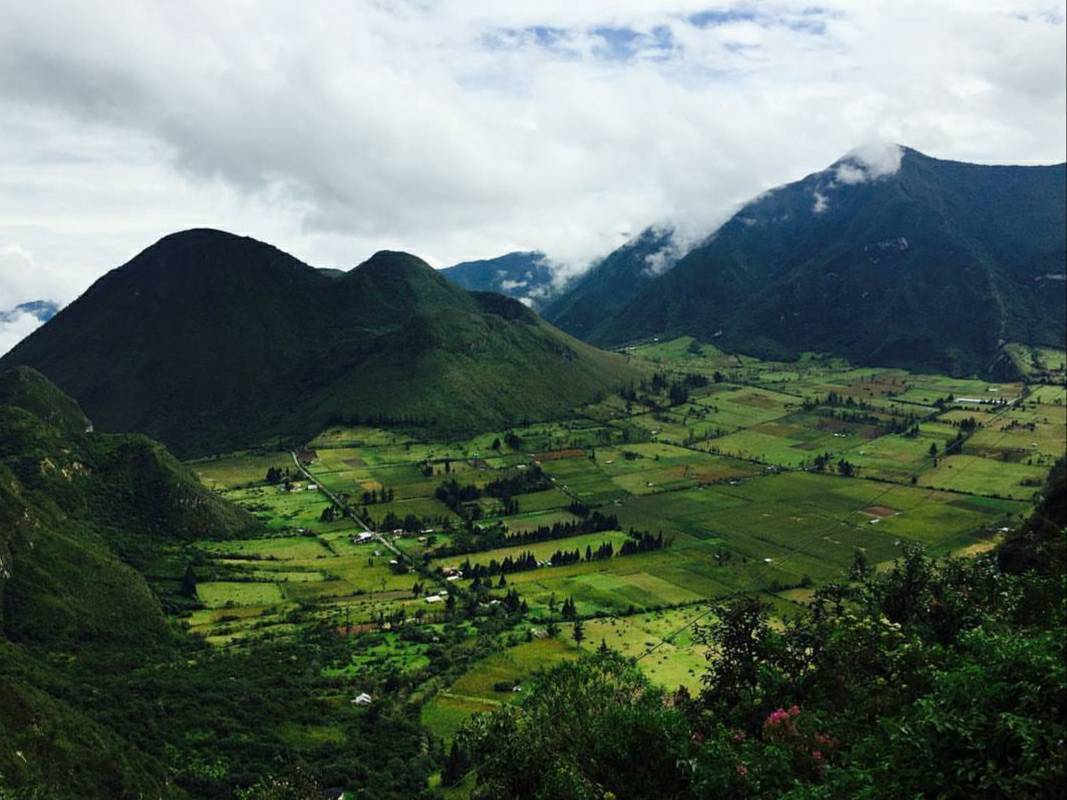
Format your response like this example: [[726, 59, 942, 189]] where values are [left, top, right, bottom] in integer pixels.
[[180, 337, 1064, 770], [421, 637, 577, 741], [190, 450, 293, 490]]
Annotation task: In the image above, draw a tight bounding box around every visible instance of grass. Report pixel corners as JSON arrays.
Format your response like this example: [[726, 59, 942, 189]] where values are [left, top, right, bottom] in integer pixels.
[[180, 336, 1061, 713], [197, 581, 286, 608], [198, 534, 333, 560], [190, 450, 292, 490], [224, 485, 347, 533], [584, 608, 710, 691], [422, 637, 576, 741], [917, 455, 1049, 500]]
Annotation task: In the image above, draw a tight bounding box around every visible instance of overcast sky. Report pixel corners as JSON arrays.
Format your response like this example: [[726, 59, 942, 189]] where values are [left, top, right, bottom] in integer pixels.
[[1, 0, 1065, 351]]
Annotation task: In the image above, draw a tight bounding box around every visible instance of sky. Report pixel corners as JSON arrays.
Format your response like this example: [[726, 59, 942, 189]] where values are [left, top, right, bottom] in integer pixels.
[[1, 0, 1065, 352]]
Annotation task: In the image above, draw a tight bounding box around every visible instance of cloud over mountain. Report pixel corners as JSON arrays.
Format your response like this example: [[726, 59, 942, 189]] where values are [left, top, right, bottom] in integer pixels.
[[0, 1, 1063, 309]]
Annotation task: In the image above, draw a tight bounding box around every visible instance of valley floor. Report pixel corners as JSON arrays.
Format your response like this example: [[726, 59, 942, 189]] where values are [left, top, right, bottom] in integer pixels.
[[174, 338, 1066, 797]]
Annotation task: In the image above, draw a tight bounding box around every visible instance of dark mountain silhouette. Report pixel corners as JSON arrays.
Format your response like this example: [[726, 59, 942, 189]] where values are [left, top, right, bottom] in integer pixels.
[[0, 230, 640, 456]]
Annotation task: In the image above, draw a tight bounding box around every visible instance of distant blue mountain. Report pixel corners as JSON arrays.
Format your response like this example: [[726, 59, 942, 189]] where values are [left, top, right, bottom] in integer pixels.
[[440, 251, 555, 309], [542, 227, 682, 341], [0, 300, 60, 323]]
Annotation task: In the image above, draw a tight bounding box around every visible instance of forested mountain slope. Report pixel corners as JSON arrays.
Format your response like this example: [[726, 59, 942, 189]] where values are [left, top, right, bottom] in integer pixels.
[[590, 148, 1066, 378], [1, 230, 640, 457]]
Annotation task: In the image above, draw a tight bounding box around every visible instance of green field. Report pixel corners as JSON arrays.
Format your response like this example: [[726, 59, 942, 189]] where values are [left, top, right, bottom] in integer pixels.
[[422, 637, 577, 741], [178, 337, 1064, 789]]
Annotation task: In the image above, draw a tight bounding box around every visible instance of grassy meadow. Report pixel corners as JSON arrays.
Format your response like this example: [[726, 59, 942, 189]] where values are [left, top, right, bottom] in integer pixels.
[[172, 337, 1064, 785]]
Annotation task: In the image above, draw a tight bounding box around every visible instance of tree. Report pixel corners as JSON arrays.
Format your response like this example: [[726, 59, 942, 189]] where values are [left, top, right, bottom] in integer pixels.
[[572, 619, 586, 649], [696, 595, 777, 713], [181, 563, 198, 597], [458, 653, 691, 800], [235, 767, 322, 800], [849, 548, 872, 581], [441, 739, 469, 787]]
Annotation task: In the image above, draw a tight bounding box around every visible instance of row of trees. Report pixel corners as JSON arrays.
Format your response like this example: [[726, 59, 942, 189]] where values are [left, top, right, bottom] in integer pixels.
[[619, 530, 666, 555], [809, 452, 856, 476], [434, 511, 621, 558], [359, 486, 395, 505], [454, 528, 664, 581], [484, 463, 552, 498]]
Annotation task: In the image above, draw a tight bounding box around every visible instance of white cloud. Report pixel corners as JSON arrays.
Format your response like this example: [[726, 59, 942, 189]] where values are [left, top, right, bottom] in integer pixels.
[[0, 243, 68, 309], [833, 164, 864, 185], [851, 141, 904, 177], [0, 310, 46, 357], [644, 240, 684, 276], [812, 190, 829, 213], [0, 1, 1063, 302], [834, 142, 904, 183]]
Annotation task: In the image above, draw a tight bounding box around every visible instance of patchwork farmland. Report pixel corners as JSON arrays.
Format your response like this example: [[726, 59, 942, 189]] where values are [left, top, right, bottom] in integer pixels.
[[177, 338, 1064, 771]]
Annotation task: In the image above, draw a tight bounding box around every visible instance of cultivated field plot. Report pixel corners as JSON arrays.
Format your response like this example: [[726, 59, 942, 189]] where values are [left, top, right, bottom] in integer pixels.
[[584, 608, 710, 691], [917, 455, 1049, 500], [422, 607, 713, 743], [224, 485, 348, 533], [421, 637, 577, 741], [965, 402, 1067, 465], [502, 555, 715, 615], [186, 521, 433, 643], [183, 338, 1063, 717], [190, 450, 293, 490], [616, 472, 1022, 580]]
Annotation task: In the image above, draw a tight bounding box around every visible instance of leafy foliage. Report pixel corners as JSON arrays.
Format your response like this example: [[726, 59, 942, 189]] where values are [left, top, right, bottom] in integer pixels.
[[458, 652, 692, 800]]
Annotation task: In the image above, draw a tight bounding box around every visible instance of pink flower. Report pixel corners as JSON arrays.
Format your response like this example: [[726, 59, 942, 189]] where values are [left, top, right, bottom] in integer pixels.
[[765, 705, 801, 729], [736, 765, 748, 777], [691, 731, 705, 744], [765, 708, 789, 727], [811, 750, 824, 762], [731, 730, 746, 743]]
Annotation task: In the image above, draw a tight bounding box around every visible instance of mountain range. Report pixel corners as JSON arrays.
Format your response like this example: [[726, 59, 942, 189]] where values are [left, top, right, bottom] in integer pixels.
[[549, 146, 1066, 376], [542, 227, 680, 342], [0, 230, 639, 457], [2, 146, 1063, 458], [440, 251, 556, 309]]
